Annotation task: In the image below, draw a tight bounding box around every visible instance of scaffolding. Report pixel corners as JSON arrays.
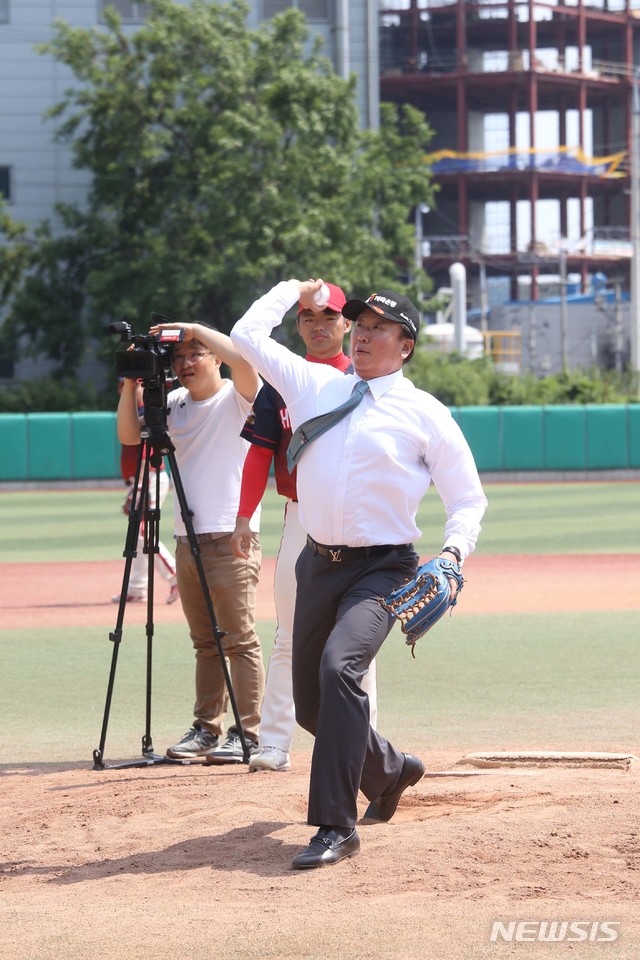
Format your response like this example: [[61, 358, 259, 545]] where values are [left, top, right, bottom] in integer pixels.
[[380, 0, 640, 308], [484, 329, 524, 372]]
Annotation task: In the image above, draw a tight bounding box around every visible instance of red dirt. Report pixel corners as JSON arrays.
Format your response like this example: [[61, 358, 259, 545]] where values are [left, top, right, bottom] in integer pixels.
[[1, 553, 639, 959], [3, 553, 640, 630]]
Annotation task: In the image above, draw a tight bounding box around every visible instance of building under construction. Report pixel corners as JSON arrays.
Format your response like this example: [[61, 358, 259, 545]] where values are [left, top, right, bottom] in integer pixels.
[[379, 0, 640, 371]]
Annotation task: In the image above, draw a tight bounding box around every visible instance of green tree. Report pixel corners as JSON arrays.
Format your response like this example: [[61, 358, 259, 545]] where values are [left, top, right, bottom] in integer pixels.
[[407, 350, 492, 406], [1, 0, 435, 373]]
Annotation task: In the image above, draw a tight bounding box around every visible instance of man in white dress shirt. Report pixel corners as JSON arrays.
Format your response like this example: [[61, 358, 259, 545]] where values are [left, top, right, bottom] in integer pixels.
[[231, 279, 487, 869]]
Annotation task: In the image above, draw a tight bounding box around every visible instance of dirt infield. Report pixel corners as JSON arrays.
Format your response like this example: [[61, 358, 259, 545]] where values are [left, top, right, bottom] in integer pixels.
[[2, 752, 638, 959], [2, 554, 640, 959], [4, 552, 640, 629]]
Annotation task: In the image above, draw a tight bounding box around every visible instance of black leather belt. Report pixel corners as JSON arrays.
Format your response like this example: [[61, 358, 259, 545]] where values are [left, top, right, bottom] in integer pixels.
[[306, 535, 408, 563]]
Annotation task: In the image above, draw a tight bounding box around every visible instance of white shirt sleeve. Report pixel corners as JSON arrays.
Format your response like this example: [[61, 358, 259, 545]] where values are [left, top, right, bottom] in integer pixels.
[[428, 416, 488, 561], [231, 281, 310, 401]]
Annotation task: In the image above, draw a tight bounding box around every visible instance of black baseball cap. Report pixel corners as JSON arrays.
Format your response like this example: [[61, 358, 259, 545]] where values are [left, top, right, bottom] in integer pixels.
[[342, 290, 420, 340]]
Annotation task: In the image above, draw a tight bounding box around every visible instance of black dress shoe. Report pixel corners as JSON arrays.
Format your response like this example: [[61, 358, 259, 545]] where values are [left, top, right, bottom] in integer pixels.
[[363, 753, 425, 822], [291, 826, 360, 870]]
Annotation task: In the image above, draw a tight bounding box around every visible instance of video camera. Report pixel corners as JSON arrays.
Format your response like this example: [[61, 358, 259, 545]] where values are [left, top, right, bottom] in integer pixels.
[[108, 313, 184, 385], [108, 313, 185, 444]]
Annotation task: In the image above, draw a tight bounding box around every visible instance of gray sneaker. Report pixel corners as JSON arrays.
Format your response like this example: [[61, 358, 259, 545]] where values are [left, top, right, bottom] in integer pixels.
[[204, 731, 258, 765], [166, 723, 219, 759]]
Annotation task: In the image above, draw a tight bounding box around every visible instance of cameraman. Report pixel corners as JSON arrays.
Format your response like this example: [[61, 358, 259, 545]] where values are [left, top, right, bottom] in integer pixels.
[[117, 323, 265, 764]]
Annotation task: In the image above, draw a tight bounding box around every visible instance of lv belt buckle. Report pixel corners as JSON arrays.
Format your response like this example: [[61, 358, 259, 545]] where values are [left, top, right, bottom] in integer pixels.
[[329, 548, 342, 563]]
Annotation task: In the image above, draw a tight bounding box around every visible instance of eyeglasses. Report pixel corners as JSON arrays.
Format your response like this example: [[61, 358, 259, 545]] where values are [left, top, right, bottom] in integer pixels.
[[171, 351, 212, 370]]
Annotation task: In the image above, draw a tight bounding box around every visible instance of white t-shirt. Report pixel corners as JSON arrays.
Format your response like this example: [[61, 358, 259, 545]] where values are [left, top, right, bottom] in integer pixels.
[[166, 379, 260, 537]]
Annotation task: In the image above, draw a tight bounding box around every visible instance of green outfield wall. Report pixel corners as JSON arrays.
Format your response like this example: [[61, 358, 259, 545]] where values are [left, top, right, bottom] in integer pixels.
[[0, 405, 639, 481]]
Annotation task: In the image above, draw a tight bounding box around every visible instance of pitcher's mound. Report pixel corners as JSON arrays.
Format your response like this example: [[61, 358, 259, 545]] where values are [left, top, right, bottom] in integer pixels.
[[457, 750, 639, 770]]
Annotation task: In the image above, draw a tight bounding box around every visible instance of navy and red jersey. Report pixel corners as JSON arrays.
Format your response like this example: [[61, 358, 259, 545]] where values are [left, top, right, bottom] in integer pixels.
[[241, 381, 297, 499], [240, 352, 352, 501]]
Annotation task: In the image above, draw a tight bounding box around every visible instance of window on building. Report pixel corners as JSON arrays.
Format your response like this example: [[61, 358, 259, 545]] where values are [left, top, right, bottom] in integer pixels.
[[0, 167, 10, 202], [484, 201, 512, 255], [484, 113, 509, 153], [0, 1, 8, 24], [263, 0, 330, 22], [99, 1, 151, 23]]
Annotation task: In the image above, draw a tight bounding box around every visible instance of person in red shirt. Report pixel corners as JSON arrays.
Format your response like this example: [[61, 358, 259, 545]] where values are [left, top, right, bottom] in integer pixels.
[[113, 379, 179, 605], [230, 283, 378, 773]]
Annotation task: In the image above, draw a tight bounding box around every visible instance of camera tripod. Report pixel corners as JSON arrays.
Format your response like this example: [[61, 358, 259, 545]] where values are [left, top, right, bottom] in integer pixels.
[[93, 385, 252, 770]]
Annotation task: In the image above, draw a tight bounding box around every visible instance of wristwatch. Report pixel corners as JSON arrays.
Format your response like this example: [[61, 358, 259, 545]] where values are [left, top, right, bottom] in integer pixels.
[[441, 545, 462, 565]]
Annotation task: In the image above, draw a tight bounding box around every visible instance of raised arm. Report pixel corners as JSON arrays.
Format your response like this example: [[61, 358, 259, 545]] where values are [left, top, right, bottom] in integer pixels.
[[230, 279, 324, 404], [149, 320, 260, 403]]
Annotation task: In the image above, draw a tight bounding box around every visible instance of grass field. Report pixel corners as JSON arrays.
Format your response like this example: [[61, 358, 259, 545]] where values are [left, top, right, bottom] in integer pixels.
[[1, 479, 639, 562], [0, 480, 638, 766], [1, 610, 637, 764]]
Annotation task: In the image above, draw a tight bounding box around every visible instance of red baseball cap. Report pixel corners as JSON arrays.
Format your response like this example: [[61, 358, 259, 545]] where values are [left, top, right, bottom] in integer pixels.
[[297, 282, 346, 315]]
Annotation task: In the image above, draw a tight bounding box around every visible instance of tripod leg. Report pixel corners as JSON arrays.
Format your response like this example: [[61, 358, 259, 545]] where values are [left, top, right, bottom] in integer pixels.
[[166, 446, 252, 763], [141, 464, 160, 758], [94, 425, 252, 770], [94, 443, 151, 769]]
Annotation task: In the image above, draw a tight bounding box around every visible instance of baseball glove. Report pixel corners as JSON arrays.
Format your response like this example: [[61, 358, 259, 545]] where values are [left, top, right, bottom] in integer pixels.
[[380, 557, 464, 656]]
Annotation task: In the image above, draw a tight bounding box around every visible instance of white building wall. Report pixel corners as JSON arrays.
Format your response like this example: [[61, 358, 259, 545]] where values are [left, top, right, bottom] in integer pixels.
[[0, 0, 379, 231], [0, 3, 96, 228]]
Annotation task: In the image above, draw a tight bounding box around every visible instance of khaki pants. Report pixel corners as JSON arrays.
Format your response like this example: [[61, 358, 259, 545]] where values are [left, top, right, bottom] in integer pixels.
[[175, 535, 264, 742]]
